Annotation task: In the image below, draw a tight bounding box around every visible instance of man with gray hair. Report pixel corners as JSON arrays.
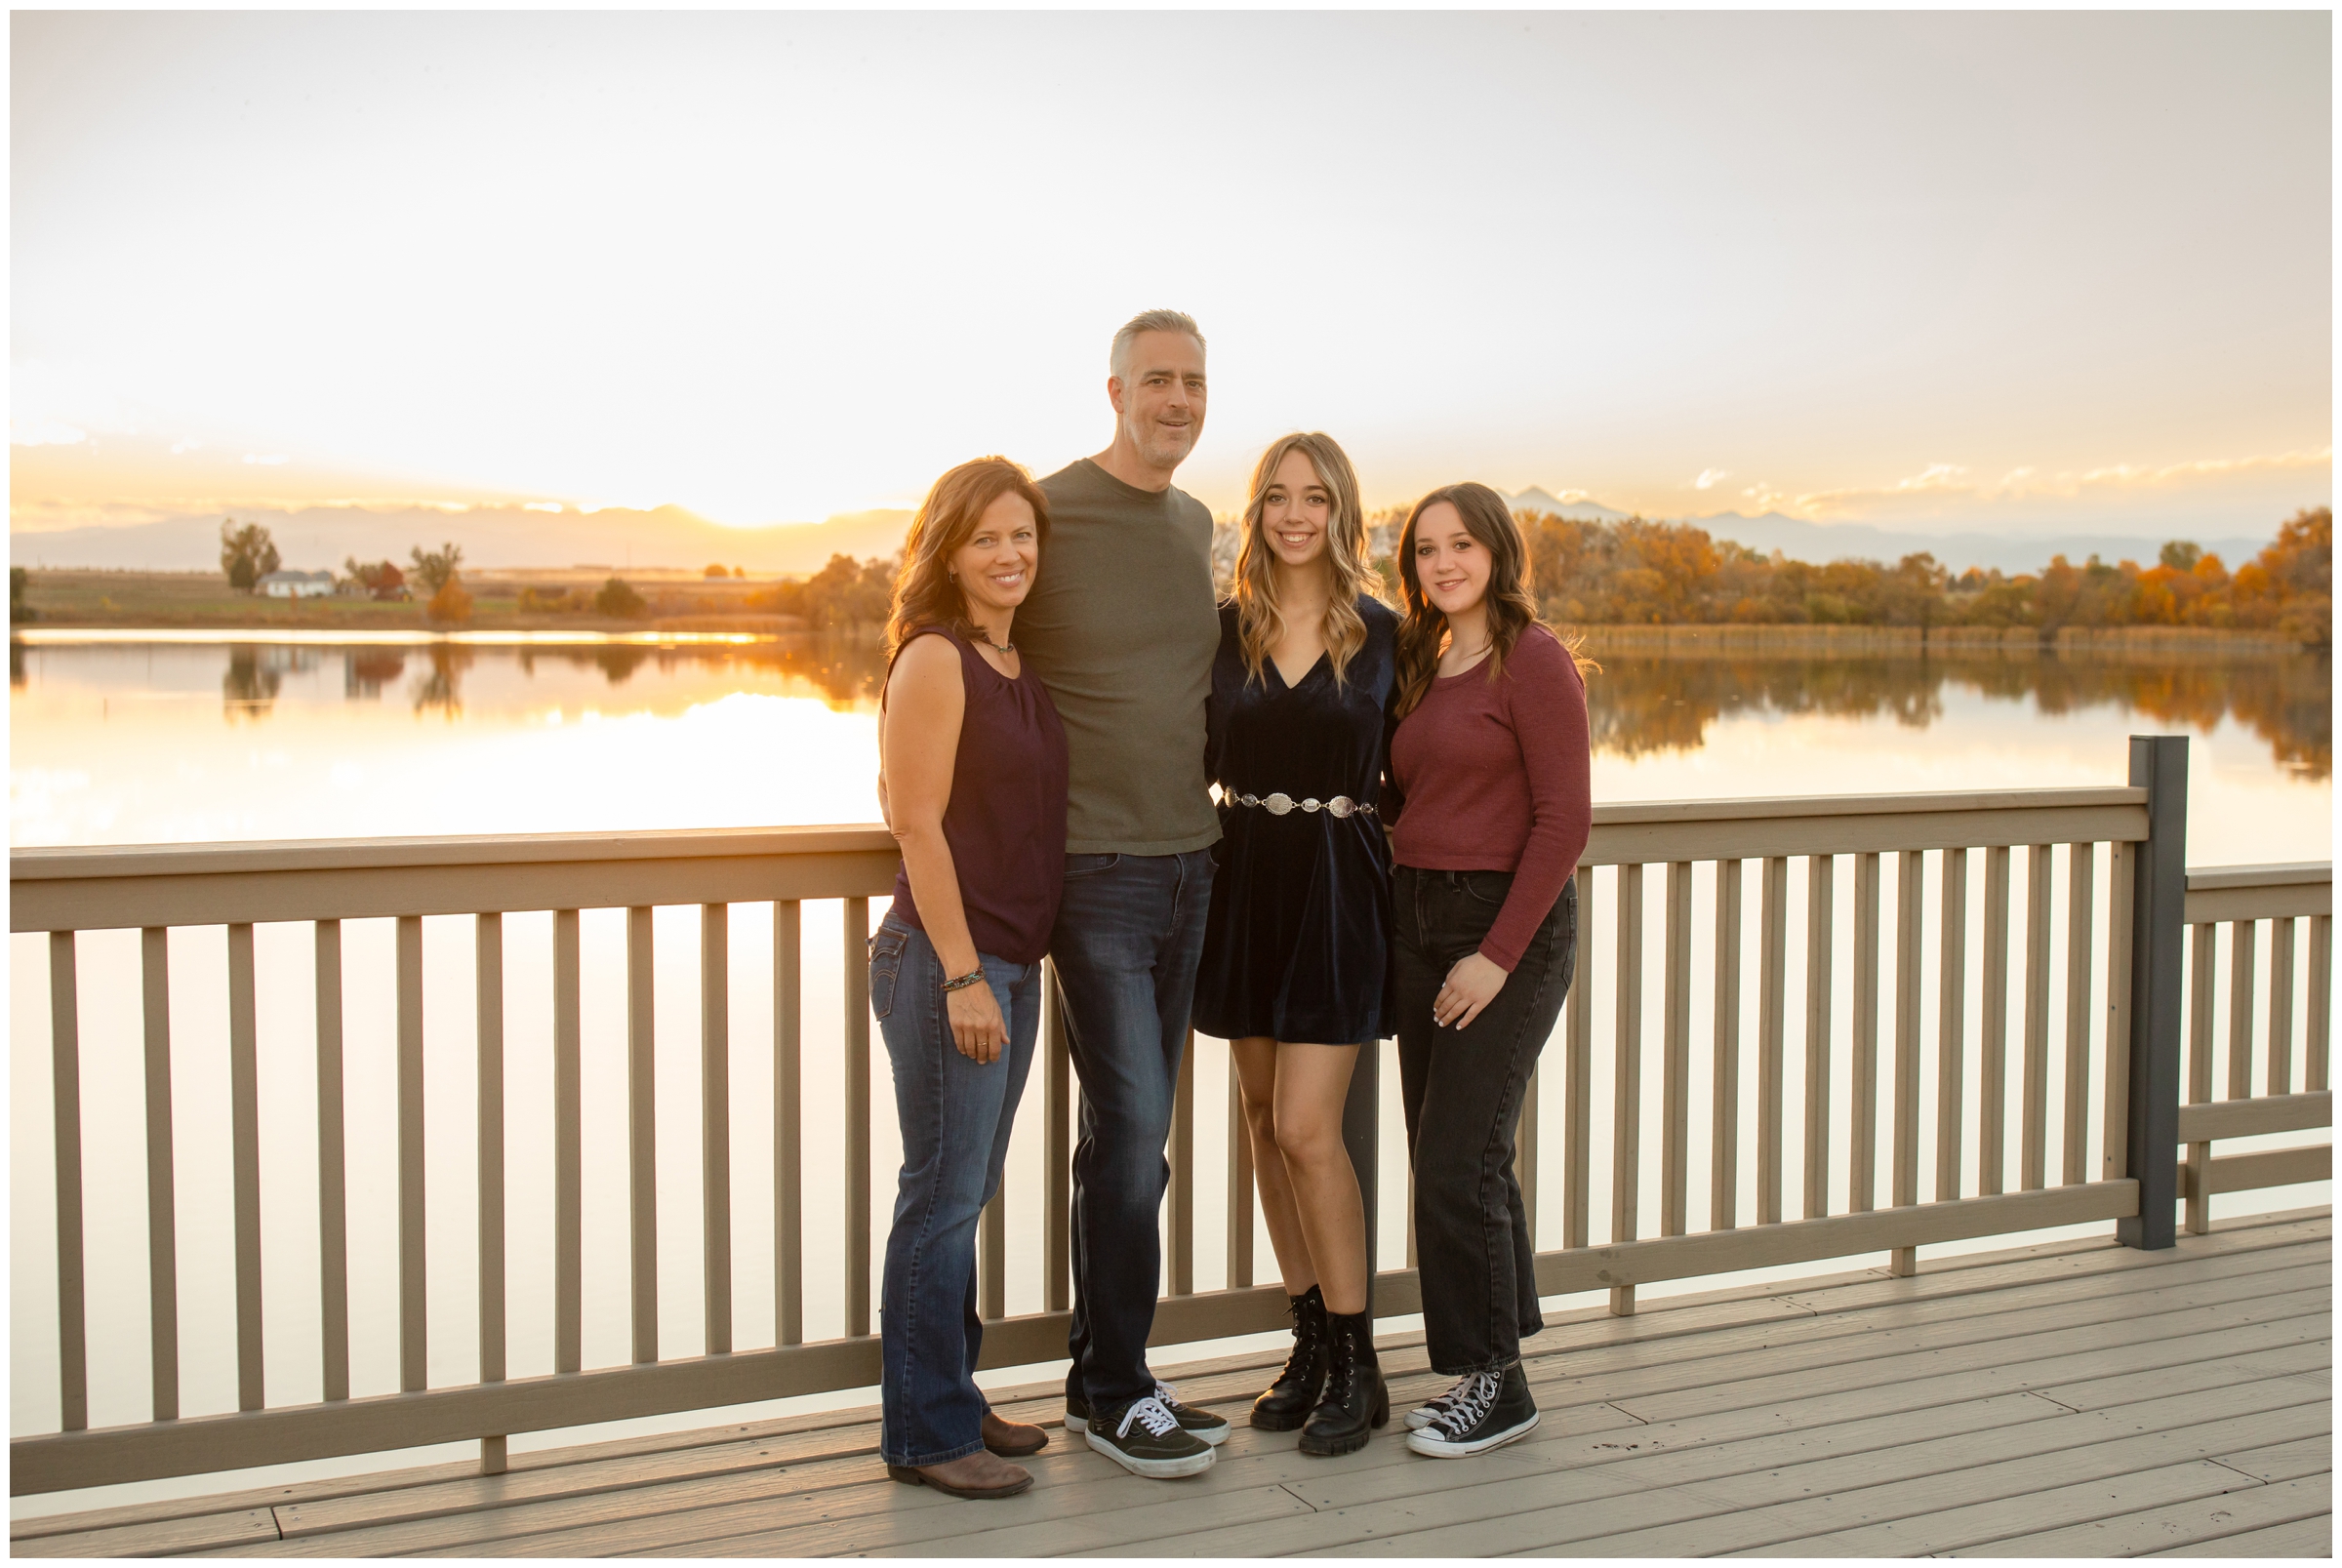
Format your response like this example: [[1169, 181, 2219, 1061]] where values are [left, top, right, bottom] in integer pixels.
[[1011, 310, 1228, 1478]]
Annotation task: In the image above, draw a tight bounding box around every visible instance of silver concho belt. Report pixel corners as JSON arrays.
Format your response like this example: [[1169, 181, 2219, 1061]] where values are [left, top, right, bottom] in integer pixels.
[[1232, 791, 1375, 820]]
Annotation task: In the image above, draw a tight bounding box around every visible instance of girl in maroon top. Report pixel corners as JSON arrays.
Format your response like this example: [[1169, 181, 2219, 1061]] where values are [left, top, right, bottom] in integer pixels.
[[1385, 481, 1592, 1460]]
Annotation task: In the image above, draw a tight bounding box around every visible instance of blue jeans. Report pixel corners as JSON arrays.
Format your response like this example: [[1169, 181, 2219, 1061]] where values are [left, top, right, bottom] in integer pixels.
[[870, 912, 1043, 1467], [1052, 848, 1217, 1411]]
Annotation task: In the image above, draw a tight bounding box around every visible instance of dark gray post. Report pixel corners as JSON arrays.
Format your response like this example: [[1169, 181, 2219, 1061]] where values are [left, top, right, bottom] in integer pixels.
[[1343, 1040, 1381, 1311], [2118, 735, 2188, 1250]]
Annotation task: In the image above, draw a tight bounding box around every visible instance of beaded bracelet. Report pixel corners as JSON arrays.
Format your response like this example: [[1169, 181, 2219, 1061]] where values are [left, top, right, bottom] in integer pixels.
[[941, 966, 988, 993]]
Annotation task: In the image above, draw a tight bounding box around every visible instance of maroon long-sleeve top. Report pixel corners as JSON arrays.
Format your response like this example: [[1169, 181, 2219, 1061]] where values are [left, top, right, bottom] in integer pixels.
[[1387, 626, 1593, 972]]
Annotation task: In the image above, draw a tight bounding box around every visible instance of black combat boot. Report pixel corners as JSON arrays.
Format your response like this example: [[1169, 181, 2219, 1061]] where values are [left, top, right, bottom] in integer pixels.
[[1250, 1284, 1329, 1430], [1299, 1308, 1388, 1456]]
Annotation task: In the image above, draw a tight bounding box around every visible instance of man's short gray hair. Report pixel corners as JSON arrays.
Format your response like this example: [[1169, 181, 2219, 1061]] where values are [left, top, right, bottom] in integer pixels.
[[1110, 309, 1206, 381]]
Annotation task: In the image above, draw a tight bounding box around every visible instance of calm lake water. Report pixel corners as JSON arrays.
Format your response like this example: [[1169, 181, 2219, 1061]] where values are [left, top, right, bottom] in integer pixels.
[[9, 631, 2332, 1499]]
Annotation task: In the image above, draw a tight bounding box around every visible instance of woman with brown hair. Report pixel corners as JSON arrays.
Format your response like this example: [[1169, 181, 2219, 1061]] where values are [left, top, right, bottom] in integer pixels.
[[1191, 432, 1398, 1456], [870, 456, 1070, 1499], [1385, 481, 1591, 1460]]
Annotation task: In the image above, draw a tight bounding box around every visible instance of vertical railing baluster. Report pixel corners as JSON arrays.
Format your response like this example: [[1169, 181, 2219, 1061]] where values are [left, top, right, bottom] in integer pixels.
[[701, 904, 732, 1357], [2267, 916, 2296, 1098], [2062, 843, 2096, 1186], [553, 909, 583, 1375], [397, 914, 427, 1392], [981, 1187, 1008, 1320], [2102, 841, 2137, 1182], [1660, 861, 1692, 1238], [1979, 846, 2011, 1197], [1043, 964, 1070, 1313], [1850, 853, 1881, 1215], [774, 901, 802, 1347], [844, 897, 871, 1339], [2020, 844, 2054, 1190], [1802, 854, 1836, 1221], [1226, 1065, 1254, 1289], [144, 927, 182, 1422], [1611, 863, 1644, 1314], [2185, 921, 2217, 1236], [1713, 858, 1744, 1231], [1756, 857, 1787, 1226], [475, 913, 506, 1474], [1889, 851, 1923, 1276], [2227, 920, 2258, 1102], [627, 905, 659, 1363], [1935, 848, 1968, 1202], [1563, 865, 1595, 1250], [1169, 1032, 1195, 1297], [228, 922, 265, 1413], [2307, 914, 2330, 1094], [1517, 1065, 1540, 1244], [50, 931, 88, 1433]]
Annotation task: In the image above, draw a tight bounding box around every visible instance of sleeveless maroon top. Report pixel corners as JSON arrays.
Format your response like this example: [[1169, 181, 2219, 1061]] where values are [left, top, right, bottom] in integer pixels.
[[888, 625, 1070, 965]]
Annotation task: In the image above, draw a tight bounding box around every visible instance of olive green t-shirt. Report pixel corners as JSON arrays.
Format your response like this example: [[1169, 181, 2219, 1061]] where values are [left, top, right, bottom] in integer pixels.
[[1018, 458, 1223, 856]]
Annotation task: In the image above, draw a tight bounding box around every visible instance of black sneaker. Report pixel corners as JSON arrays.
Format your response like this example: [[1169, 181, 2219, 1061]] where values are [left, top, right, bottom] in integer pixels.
[[1066, 1380, 1231, 1446], [1083, 1394, 1216, 1478], [1404, 1364, 1538, 1457]]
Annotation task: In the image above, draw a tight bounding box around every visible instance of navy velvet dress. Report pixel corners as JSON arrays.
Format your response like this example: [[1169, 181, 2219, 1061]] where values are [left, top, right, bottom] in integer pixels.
[[1191, 595, 1398, 1045]]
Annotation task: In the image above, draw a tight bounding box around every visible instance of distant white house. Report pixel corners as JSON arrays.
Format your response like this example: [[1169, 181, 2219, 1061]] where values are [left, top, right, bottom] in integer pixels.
[[258, 570, 336, 598]]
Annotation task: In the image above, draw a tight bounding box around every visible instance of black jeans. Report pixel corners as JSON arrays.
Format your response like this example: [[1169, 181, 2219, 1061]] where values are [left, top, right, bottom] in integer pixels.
[[1394, 866, 1578, 1376]]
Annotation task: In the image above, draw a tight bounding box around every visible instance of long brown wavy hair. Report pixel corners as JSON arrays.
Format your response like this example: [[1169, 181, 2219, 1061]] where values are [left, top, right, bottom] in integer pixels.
[[1232, 432, 1382, 690], [885, 456, 1051, 660], [1392, 480, 1590, 718]]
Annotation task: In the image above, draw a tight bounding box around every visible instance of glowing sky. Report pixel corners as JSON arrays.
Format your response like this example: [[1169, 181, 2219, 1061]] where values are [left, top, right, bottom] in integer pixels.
[[11, 10, 2332, 533]]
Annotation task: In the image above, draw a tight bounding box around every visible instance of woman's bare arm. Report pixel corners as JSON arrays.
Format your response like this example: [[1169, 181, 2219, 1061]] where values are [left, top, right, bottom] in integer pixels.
[[882, 636, 982, 981]]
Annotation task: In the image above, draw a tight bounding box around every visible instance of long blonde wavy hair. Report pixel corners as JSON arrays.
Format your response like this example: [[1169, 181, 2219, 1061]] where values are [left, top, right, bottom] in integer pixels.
[[1232, 432, 1382, 690]]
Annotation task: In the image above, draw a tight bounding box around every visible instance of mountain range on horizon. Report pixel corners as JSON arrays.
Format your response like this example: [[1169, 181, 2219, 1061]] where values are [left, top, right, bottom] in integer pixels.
[[6, 489, 2281, 580]]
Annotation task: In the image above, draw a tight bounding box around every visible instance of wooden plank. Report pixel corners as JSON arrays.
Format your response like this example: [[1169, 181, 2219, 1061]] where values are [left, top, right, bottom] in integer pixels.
[[1169, 1029, 1195, 1296], [475, 913, 507, 1400], [773, 901, 801, 1347], [2186, 883, 2332, 923], [227, 921, 264, 1413], [1518, 1062, 1540, 1243], [553, 908, 583, 1375], [2026, 1336, 2330, 1414], [843, 896, 871, 1339], [312, 922, 348, 1405], [1565, 865, 1595, 1249], [1612, 863, 1645, 1290], [1662, 860, 1692, 1237], [1980, 844, 2011, 1197], [1890, 850, 1922, 1272], [2269, 914, 2297, 1096], [2104, 841, 2135, 1180], [1044, 961, 1070, 1311], [2180, 1145, 2332, 1197], [2176, 1092, 2332, 1140], [1225, 1059, 1253, 1289], [627, 905, 658, 1364], [1786, 1458, 2271, 1557], [1850, 852, 1880, 1214], [141, 927, 181, 1423], [2147, 1513, 2332, 1558], [1581, 800, 2149, 867], [48, 931, 88, 1434], [1803, 853, 1835, 1220], [1713, 857, 1744, 1230], [1937, 847, 1968, 1201], [700, 904, 731, 1356], [397, 914, 426, 1393], [2186, 919, 2219, 1233], [2200, 1432, 2334, 1484], [1757, 856, 1787, 1226], [9, 1509, 281, 1558], [2309, 914, 2330, 1094], [2020, 843, 2053, 1190], [2229, 919, 2260, 1102], [980, 1188, 1006, 1321], [2063, 840, 2095, 1186]]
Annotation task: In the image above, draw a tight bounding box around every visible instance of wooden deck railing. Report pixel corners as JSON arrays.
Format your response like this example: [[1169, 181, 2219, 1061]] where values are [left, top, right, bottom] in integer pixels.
[[9, 736, 2330, 1496]]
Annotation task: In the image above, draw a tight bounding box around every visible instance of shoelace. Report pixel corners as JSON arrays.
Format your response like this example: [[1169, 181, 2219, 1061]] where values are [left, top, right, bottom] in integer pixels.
[[1431, 1371, 1504, 1436], [1116, 1394, 1181, 1440], [1425, 1372, 1477, 1414], [1152, 1379, 1185, 1410]]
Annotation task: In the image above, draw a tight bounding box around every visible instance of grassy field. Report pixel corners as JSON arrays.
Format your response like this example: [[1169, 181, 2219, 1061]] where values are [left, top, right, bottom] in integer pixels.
[[10, 568, 811, 633]]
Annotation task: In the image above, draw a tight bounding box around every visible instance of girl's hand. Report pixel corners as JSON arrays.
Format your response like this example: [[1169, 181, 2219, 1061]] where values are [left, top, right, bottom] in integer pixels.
[[948, 978, 1009, 1064], [1434, 952, 1508, 1030]]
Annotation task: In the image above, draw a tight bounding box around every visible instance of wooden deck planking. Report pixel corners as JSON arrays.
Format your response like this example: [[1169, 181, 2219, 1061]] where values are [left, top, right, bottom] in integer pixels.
[[2148, 1511, 2333, 1556], [1946, 1473, 2334, 1557], [10, 1210, 2327, 1559]]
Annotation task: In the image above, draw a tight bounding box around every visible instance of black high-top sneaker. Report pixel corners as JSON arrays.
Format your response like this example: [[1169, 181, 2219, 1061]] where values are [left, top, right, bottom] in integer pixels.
[[1251, 1285, 1329, 1431], [1403, 1361, 1538, 1457], [1299, 1309, 1389, 1457]]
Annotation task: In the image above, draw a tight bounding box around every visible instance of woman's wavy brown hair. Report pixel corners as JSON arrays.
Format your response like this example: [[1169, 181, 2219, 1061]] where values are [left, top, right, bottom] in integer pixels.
[[885, 456, 1051, 660], [1392, 480, 1591, 719], [1231, 432, 1383, 690]]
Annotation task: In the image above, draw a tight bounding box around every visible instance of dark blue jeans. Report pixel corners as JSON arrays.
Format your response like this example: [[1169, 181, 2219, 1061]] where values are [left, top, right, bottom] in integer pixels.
[[1052, 848, 1216, 1410], [870, 912, 1043, 1467]]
